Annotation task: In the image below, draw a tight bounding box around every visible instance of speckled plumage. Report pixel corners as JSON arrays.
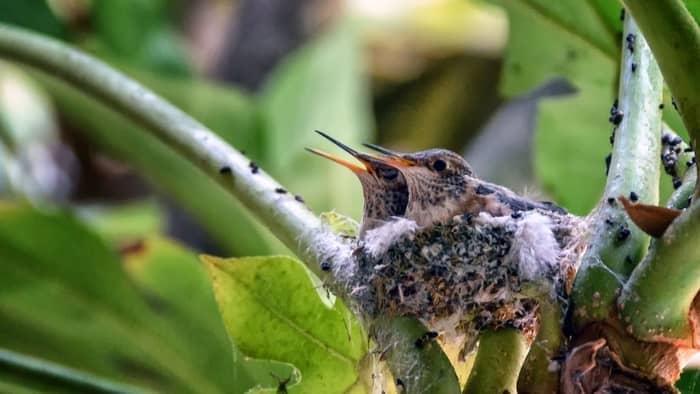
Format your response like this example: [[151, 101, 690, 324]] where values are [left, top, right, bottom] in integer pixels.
[[365, 147, 567, 227]]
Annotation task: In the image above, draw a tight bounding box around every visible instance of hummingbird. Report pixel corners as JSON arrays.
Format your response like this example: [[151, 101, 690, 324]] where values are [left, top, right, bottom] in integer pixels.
[[361, 144, 567, 227], [306, 131, 409, 237]]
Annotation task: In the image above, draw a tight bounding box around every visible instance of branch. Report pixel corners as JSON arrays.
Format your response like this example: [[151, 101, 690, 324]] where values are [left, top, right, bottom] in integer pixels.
[[0, 24, 459, 391], [373, 318, 461, 394], [618, 198, 700, 346], [571, 14, 663, 328], [0, 23, 325, 271], [463, 328, 528, 394], [623, 0, 700, 195], [517, 299, 563, 393]]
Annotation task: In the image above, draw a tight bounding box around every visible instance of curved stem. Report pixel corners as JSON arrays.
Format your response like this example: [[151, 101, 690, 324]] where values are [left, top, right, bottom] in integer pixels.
[[571, 14, 663, 329], [619, 199, 700, 346], [623, 0, 700, 194], [0, 23, 323, 271], [463, 328, 528, 394], [0, 24, 459, 391]]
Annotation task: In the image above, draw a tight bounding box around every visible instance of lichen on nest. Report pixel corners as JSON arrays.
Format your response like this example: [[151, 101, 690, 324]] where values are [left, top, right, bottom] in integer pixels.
[[340, 209, 583, 342]]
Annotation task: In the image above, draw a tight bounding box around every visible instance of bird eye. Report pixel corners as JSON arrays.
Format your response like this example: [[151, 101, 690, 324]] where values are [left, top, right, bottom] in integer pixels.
[[432, 159, 447, 172], [377, 166, 398, 181]]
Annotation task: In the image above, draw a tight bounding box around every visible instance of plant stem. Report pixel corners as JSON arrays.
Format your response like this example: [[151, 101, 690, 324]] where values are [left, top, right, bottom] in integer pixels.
[[623, 0, 700, 195], [462, 328, 528, 394], [618, 199, 700, 346], [571, 15, 663, 329], [373, 318, 461, 394], [0, 24, 323, 270], [0, 24, 459, 391], [517, 300, 563, 394]]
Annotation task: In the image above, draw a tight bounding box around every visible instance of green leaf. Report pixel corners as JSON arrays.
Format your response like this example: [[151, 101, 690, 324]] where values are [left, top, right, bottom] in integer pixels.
[[31, 69, 286, 256], [492, 0, 619, 214], [203, 255, 367, 393], [678, 370, 700, 394], [76, 200, 163, 245], [0, 205, 253, 393], [91, 0, 190, 76], [0, 0, 65, 39], [0, 348, 149, 394], [259, 18, 373, 219], [124, 236, 292, 393]]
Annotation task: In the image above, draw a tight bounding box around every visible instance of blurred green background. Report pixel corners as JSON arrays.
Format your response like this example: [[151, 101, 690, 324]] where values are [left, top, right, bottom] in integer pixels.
[[0, 0, 695, 392]]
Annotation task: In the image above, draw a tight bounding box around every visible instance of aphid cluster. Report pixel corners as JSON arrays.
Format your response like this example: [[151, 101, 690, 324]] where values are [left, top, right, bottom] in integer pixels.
[[661, 131, 695, 190], [344, 209, 582, 346]]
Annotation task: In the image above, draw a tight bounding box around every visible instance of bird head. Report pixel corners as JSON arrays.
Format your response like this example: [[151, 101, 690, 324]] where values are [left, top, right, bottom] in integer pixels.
[[361, 144, 475, 225], [307, 131, 409, 235]]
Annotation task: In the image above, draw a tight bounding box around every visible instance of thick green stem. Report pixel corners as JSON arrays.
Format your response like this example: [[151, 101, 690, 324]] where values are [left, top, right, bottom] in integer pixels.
[[463, 328, 528, 394], [0, 24, 459, 391], [619, 199, 700, 345], [623, 0, 700, 194], [517, 300, 563, 394], [373, 318, 460, 394], [571, 15, 663, 328]]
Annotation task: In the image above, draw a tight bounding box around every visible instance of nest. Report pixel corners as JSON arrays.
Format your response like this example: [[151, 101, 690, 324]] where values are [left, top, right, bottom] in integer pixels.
[[343, 209, 583, 340]]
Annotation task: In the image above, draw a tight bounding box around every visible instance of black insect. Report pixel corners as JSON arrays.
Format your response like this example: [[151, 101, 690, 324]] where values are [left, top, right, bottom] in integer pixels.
[[659, 103, 665, 110], [249, 161, 260, 174], [275, 187, 287, 194], [629, 191, 639, 202], [607, 197, 616, 206], [620, 8, 625, 21], [631, 63, 637, 73], [219, 166, 232, 175], [320, 260, 332, 271], [673, 178, 683, 189], [672, 97, 679, 111], [414, 331, 439, 349], [270, 373, 292, 394], [617, 225, 631, 242], [687, 157, 697, 167], [609, 110, 624, 125], [294, 195, 305, 203], [609, 99, 624, 126], [605, 153, 612, 176], [625, 33, 636, 53], [396, 378, 406, 392]]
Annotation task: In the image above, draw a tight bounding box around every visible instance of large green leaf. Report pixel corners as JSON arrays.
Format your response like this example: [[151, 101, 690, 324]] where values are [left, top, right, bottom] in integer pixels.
[[0, 205, 263, 393], [203, 255, 367, 393], [259, 19, 373, 219], [91, 0, 190, 76], [31, 70, 285, 257], [124, 236, 294, 393], [492, 0, 685, 214]]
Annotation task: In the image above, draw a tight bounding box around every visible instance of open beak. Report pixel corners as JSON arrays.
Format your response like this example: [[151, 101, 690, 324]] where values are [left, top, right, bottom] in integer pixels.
[[305, 147, 367, 173], [361, 143, 416, 167]]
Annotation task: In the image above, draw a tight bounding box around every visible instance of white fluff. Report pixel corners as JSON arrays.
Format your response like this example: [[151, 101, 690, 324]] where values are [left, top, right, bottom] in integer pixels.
[[363, 217, 419, 258], [508, 212, 560, 282]]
